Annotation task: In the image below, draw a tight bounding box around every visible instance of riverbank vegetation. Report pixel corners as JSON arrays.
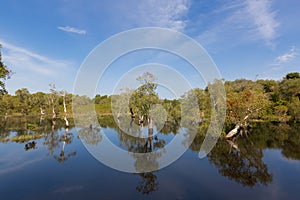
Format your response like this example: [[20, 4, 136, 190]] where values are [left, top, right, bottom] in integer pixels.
[[1, 44, 299, 125], [0, 72, 299, 124]]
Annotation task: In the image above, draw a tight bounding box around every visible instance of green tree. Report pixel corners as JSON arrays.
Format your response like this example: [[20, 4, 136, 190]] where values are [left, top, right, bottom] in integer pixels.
[[15, 88, 31, 115], [0, 44, 12, 95], [225, 79, 269, 124], [129, 72, 159, 122], [285, 72, 300, 80], [288, 97, 300, 122], [93, 94, 101, 104], [279, 78, 300, 102]]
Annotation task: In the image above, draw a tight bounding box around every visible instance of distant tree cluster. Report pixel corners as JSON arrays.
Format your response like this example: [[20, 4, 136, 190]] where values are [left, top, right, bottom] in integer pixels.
[[0, 70, 299, 124]]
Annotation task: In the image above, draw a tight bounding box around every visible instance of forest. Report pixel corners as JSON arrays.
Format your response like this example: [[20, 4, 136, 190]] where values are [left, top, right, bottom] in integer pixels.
[[1, 45, 300, 128], [0, 73, 299, 124]]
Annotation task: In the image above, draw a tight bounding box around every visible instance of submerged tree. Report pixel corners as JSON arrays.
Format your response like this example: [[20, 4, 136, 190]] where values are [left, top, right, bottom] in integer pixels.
[[60, 90, 69, 127], [129, 72, 159, 124], [49, 84, 58, 124]]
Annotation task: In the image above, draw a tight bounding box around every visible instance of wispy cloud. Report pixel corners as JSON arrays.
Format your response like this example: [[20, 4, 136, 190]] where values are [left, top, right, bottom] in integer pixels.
[[57, 0, 190, 31], [0, 39, 72, 76], [197, 0, 280, 47], [245, 0, 280, 43], [133, 0, 190, 31], [276, 47, 297, 63], [57, 26, 87, 35]]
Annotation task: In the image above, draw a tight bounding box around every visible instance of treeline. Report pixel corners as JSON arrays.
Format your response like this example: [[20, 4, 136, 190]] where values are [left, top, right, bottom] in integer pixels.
[[224, 72, 300, 123], [0, 87, 112, 117], [0, 72, 299, 123]]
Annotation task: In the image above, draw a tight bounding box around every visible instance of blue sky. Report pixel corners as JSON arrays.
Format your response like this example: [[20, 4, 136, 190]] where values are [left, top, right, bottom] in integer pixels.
[[0, 0, 299, 96]]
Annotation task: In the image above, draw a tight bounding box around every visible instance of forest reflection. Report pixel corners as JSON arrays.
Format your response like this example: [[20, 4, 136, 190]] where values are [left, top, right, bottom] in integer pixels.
[[0, 116, 300, 193]]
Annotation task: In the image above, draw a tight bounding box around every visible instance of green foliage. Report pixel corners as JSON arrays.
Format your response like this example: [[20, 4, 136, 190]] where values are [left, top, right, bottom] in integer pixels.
[[285, 72, 300, 79], [0, 72, 300, 124], [288, 98, 300, 122], [279, 78, 300, 102], [0, 44, 12, 95], [161, 98, 181, 122], [129, 72, 159, 119], [225, 80, 269, 124]]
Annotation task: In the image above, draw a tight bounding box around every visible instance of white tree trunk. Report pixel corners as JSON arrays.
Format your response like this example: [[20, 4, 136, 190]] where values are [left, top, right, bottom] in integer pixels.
[[225, 124, 240, 139]]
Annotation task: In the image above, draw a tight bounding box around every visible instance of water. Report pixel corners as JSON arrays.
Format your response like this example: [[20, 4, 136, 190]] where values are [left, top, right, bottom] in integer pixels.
[[0, 117, 300, 199]]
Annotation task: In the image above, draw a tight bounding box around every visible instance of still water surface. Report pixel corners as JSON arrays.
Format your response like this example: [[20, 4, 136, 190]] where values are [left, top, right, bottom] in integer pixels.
[[0, 117, 300, 199]]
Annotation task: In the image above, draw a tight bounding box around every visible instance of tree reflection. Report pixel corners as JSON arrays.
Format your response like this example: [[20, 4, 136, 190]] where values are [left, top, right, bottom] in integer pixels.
[[1, 115, 300, 190], [44, 119, 59, 156], [184, 121, 275, 187], [78, 125, 102, 145], [42, 119, 77, 163], [113, 118, 165, 194], [132, 126, 160, 195], [54, 127, 76, 163], [280, 124, 300, 160], [136, 172, 159, 195], [208, 137, 273, 187]]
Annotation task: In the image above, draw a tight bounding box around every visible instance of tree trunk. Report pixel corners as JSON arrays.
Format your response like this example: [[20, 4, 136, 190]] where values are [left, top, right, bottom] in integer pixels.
[[225, 124, 240, 139], [130, 107, 135, 118], [138, 115, 144, 125], [62, 92, 69, 127], [51, 97, 56, 121]]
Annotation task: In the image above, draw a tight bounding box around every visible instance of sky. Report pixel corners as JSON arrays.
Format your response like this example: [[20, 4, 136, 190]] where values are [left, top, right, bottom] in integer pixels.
[[0, 0, 299, 97]]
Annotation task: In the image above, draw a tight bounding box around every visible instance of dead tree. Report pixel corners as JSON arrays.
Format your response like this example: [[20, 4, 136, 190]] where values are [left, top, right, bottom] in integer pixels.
[[60, 90, 69, 127], [225, 108, 262, 139], [49, 84, 57, 124]]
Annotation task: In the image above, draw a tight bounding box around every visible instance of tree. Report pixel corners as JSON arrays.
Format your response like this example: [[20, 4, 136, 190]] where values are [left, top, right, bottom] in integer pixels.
[[15, 88, 31, 115], [0, 44, 12, 95], [31, 92, 47, 115], [93, 94, 101, 104], [279, 78, 300, 102], [49, 84, 58, 122], [225, 79, 269, 125], [288, 97, 300, 122], [60, 90, 69, 127], [285, 72, 300, 80], [129, 72, 159, 123]]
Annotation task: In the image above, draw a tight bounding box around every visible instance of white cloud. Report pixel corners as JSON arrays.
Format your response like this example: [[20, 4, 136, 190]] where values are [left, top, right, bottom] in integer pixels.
[[0, 39, 76, 93], [0, 40, 72, 76], [56, 0, 189, 32], [245, 0, 280, 42], [133, 0, 190, 31], [276, 47, 297, 63], [57, 26, 87, 35], [197, 0, 280, 47]]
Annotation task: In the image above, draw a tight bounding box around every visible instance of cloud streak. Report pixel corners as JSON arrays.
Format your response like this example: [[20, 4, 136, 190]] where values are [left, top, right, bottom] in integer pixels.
[[245, 0, 280, 42], [0, 39, 72, 76], [133, 0, 190, 31], [197, 0, 280, 48], [57, 26, 87, 35], [276, 47, 297, 63]]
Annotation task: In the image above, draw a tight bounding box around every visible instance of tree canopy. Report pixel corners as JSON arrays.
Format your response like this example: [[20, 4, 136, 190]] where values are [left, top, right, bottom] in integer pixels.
[[0, 44, 12, 95], [0, 71, 299, 124]]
